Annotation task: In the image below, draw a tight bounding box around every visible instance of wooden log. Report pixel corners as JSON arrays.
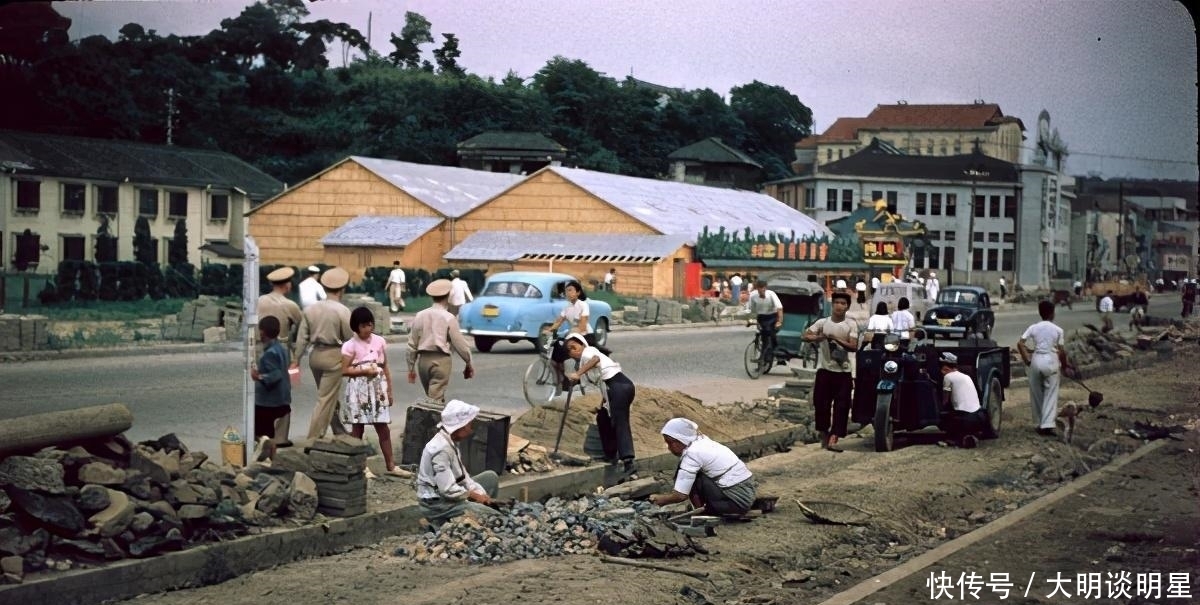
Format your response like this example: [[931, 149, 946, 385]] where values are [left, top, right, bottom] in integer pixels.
[[0, 403, 133, 457]]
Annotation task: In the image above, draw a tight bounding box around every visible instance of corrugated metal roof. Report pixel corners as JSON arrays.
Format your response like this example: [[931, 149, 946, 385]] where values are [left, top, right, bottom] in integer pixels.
[[350, 156, 524, 218], [320, 216, 444, 247], [547, 166, 832, 239], [444, 230, 691, 263]]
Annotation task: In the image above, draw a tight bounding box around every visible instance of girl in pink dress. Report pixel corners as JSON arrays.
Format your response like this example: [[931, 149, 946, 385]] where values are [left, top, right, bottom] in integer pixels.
[[341, 306, 405, 476]]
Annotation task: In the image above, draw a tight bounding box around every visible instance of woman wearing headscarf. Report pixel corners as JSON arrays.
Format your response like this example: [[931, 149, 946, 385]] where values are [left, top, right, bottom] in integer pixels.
[[563, 332, 636, 480], [416, 400, 500, 525], [648, 418, 756, 515]]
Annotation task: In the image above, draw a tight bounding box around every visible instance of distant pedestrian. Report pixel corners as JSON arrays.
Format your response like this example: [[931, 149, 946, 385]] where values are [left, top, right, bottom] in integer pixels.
[[387, 261, 406, 313], [1098, 290, 1115, 333], [407, 279, 474, 402], [604, 268, 615, 291], [292, 267, 353, 439], [1182, 279, 1196, 318], [730, 273, 742, 305], [447, 269, 473, 316], [258, 267, 302, 358], [866, 302, 893, 342], [999, 277, 1008, 300], [802, 292, 858, 452], [298, 265, 326, 310], [1017, 300, 1071, 436], [251, 315, 291, 449], [926, 271, 940, 301], [1073, 280, 1083, 296], [341, 306, 408, 478], [890, 297, 916, 338]]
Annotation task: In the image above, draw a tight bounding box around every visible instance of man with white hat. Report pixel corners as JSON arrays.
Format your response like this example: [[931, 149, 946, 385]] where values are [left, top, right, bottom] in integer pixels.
[[447, 269, 473, 316], [416, 400, 500, 525], [926, 271, 940, 301], [299, 265, 327, 310], [407, 279, 474, 402], [387, 261, 406, 313], [937, 352, 985, 448], [292, 267, 354, 439], [258, 266, 302, 357], [648, 418, 756, 515]]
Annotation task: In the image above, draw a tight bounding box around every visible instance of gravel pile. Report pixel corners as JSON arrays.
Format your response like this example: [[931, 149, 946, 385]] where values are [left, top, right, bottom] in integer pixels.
[[400, 496, 665, 564]]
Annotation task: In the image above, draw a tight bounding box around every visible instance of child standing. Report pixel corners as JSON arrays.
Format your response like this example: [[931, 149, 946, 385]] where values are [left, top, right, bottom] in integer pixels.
[[251, 316, 292, 448], [341, 306, 408, 477]]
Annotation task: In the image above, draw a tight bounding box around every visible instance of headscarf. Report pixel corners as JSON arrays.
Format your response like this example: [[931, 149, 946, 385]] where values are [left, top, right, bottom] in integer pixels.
[[564, 332, 589, 347], [439, 400, 479, 433], [661, 418, 703, 447]]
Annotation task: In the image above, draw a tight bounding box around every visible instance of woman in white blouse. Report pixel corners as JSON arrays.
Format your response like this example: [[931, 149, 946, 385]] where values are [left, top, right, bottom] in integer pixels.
[[564, 332, 637, 480], [648, 418, 756, 515], [890, 296, 916, 338]]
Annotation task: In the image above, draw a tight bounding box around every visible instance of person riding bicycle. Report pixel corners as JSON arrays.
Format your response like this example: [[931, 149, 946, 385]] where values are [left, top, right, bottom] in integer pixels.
[[745, 279, 784, 360], [541, 280, 609, 392]]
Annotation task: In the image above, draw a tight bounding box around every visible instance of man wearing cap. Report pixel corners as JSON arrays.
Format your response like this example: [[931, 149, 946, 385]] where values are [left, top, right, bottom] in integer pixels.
[[299, 265, 327, 310], [258, 267, 302, 358], [937, 352, 986, 448], [416, 400, 500, 526], [407, 279, 474, 402], [648, 418, 756, 515], [802, 291, 859, 452], [447, 269, 473, 316], [926, 271, 940, 302], [387, 261, 406, 313], [292, 266, 354, 439]]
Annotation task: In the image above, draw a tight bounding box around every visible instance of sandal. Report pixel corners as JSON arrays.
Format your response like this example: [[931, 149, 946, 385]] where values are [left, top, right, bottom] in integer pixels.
[[386, 467, 414, 478]]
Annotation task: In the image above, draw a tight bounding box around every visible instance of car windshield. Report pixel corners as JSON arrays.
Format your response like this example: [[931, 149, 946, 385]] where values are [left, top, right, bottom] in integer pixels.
[[482, 281, 542, 298], [937, 289, 978, 306]]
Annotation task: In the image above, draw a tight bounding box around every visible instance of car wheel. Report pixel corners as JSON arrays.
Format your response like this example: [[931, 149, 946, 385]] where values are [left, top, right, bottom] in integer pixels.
[[592, 318, 609, 348], [473, 336, 496, 353]]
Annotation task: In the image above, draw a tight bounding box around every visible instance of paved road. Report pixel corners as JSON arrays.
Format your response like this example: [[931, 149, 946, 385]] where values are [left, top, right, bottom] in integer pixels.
[[0, 301, 1113, 456]]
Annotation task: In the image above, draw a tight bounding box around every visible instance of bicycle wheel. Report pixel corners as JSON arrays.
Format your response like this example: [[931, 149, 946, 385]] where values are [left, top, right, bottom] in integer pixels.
[[744, 336, 764, 379], [523, 357, 558, 407], [798, 341, 818, 368]]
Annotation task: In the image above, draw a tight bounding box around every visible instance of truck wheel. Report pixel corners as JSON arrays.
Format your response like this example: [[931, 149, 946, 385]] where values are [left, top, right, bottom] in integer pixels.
[[874, 393, 894, 452], [982, 376, 1003, 439]]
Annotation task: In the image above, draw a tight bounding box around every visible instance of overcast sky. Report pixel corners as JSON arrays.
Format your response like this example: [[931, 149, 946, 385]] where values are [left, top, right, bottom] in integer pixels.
[[55, 0, 1198, 181]]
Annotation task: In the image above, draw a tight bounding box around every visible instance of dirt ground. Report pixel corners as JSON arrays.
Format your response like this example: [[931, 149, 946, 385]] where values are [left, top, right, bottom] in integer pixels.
[[123, 348, 1199, 605]]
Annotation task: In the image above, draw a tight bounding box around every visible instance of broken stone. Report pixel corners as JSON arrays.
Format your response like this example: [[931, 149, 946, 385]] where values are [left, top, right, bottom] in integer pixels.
[[0, 491, 10, 514], [255, 480, 288, 516], [129, 448, 171, 485], [220, 485, 246, 505], [287, 472, 318, 520], [77, 461, 126, 486], [600, 477, 661, 500], [88, 489, 135, 537], [50, 537, 108, 561], [76, 484, 112, 513], [5, 487, 85, 537], [142, 500, 179, 522], [1, 555, 22, 584], [0, 456, 66, 494], [270, 448, 313, 474], [177, 504, 211, 520], [122, 472, 155, 501], [127, 528, 183, 558], [365, 454, 387, 476], [166, 480, 202, 506], [307, 450, 367, 475], [306, 434, 373, 456], [178, 451, 207, 475], [129, 512, 155, 534], [155, 434, 189, 454]]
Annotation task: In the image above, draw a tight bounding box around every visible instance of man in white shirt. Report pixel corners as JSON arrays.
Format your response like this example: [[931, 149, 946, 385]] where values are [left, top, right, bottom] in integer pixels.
[[870, 275, 881, 292], [745, 279, 784, 356], [603, 268, 615, 291], [937, 352, 986, 448], [1017, 301, 1072, 436], [729, 273, 743, 304], [802, 292, 859, 452], [416, 400, 499, 526], [298, 265, 326, 310], [447, 269, 473, 316], [648, 418, 756, 515], [998, 277, 1008, 300], [387, 261, 406, 312], [1098, 290, 1115, 333], [926, 271, 940, 301]]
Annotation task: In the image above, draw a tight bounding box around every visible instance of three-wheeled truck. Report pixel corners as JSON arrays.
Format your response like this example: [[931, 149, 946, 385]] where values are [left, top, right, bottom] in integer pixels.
[[852, 331, 1010, 451]]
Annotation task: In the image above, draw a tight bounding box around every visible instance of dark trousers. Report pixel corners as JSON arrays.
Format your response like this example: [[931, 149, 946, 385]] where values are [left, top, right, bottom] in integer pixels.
[[940, 410, 986, 443], [811, 369, 853, 437], [597, 373, 636, 461], [756, 314, 778, 354], [254, 405, 291, 440]]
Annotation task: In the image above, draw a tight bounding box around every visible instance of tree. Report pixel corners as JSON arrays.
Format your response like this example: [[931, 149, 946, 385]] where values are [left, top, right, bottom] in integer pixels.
[[432, 33, 463, 77], [387, 12, 433, 69], [730, 81, 813, 180], [95, 215, 118, 262], [133, 216, 156, 265], [168, 219, 188, 266]]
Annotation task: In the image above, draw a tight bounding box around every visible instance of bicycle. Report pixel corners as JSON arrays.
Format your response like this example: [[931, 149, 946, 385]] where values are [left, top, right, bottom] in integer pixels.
[[743, 320, 818, 379], [522, 332, 593, 407]]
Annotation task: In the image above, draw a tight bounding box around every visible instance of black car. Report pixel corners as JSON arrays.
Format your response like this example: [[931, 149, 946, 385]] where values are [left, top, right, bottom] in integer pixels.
[[922, 286, 994, 339]]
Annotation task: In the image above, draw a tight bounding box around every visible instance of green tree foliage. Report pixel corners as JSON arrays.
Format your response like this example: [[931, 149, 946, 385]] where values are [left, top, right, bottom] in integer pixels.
[[433, 33, 464, 77], [387, 11, 433, 69], [169, 219, 189, 266], [133, 216, 156, 265], [730, 81, 813, 180]]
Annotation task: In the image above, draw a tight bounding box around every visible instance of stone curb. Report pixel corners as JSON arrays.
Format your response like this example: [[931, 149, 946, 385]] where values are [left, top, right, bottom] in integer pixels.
[[0, 426, 803, 605], [815, 438, 1171, 605]]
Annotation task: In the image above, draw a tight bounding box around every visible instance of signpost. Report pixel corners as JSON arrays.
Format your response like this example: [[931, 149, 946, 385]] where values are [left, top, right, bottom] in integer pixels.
[[242, 236, 260, 467]]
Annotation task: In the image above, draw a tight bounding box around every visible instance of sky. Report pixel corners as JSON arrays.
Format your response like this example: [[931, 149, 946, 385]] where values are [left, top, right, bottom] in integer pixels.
[[55, 0, 1199, 181]]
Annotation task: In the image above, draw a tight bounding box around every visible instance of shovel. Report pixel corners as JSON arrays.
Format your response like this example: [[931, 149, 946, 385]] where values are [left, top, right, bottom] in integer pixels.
[[1065, 367, 1103, 407], [550, 379, 578, 458]]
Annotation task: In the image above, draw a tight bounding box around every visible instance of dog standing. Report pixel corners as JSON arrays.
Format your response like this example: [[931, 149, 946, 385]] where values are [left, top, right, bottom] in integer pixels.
[[1129, 305, 1146, 331]]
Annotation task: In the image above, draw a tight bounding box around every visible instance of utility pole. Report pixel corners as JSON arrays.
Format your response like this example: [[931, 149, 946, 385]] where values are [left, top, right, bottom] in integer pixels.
[[1117, 181, 1125, 273], [165, 87, 177, 146]]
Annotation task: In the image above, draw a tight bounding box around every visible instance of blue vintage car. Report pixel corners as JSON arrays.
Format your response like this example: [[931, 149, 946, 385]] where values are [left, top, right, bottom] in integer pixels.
[[457, 271, 613, 352]]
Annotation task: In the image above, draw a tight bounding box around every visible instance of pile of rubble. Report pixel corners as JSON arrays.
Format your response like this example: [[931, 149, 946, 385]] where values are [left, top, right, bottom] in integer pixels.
[[0, 431, 319, 584], [400, 490, 700, 564]]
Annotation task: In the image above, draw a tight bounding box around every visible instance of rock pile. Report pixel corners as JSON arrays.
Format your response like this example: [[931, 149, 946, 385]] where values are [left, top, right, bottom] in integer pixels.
[[274, 436, 370, 517], [0, 433, 316, 584], [400, 495, 698, 564], [0, 314, 50, 352], [169, 297, 241, 342], [1061, 327, 1138, 367]]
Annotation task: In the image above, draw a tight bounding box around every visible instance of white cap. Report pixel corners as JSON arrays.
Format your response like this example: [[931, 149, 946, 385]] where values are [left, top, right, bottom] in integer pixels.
[[835, 279, 848, 289], [939, 352, 958, 365]]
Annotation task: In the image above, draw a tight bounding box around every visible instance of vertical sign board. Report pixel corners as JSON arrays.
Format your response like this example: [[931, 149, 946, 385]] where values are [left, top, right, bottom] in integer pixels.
[[242, 235, 260, 467]]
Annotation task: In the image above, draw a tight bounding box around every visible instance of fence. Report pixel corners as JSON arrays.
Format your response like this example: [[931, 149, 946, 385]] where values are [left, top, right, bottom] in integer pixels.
[[1, 271, 55, 312]]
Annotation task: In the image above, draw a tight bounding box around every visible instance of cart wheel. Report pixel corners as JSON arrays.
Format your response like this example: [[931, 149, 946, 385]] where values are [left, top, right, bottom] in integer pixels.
[[982, 375, 1003, 439], [523, 357, 558, 408], [744, 338, 764, 379], [874, 393, 894, 452]]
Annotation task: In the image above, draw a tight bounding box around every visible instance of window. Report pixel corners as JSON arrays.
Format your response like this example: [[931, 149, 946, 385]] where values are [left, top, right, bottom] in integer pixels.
[[13, 230, 40, 270], [927, 230, 941, 240], [1003, 195, 1016, 218], [1002, 232, 1015, 243], [805, 188, 815, 209], [946, 193, 957, 216], [945, 231, 956, 241], [928, 246, 940, 268], [837, 149, 844, 160], [138, 188, 158, 218], [62, 184, 85, 215], [926, 140, 934, 154], [931, 193, 942, 216], [916, 192, 927, 215], [939, 140, 947, 155], [943, 246, 955, 270], [886, 191, 898, 214], [989, 195, 1001, 218], [973, 195, 986, 218], [168, 191, 188, 218], [826, 189, 838, 212], [973, 232, 985, 242], [96, 185, 118, 215], [871, 190, 883, 204], [16, 180, 40, 211], [986, 249, 999, 271], [62, 235, 85, 261], [987, 232, 999, 243], [826, 149, 833, 162], [953, 141, 962, 154], [972, 248, 984, 271], [841, 189, 853, 212], [210, 194, 229, 221], [1002, 249, 1014, 271]]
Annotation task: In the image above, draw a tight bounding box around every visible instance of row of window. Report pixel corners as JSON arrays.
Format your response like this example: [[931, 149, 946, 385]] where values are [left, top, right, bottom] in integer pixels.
[[11, 232, 175, 264], [12, 180, 229, 221], [907, 246, 1015, 272], [972, 248, 1015, 272]]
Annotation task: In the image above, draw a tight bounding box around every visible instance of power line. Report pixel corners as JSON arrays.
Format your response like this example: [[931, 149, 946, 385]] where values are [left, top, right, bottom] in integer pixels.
[[1008, 142, 1197, 167]]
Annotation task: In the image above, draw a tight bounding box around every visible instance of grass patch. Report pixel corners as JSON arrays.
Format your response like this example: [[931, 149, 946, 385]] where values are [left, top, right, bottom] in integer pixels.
[[586, 289, 636, 309], [30, 298, 191, 321]]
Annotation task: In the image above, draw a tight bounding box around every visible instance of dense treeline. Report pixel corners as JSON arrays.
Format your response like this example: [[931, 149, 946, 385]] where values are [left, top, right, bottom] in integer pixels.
[[0, 0, 812, 184]]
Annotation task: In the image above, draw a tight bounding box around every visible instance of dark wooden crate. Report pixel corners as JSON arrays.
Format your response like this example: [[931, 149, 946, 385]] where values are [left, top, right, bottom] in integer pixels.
[[401, 402, 510, 476]]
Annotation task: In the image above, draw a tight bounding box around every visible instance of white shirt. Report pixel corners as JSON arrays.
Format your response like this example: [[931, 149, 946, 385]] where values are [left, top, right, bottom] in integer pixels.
[[673, 437, 753, 494], [871, 277, 881, 290], [604, 272, 614, 285], [448, 277, 473, 306], [746, 289, 782, 315], [943, 370, 981, 414], [387, 268, 406, 285], [298, 277, 326, 309], [559, 299, 591, 334], [1021, 319, 1064, 355], [1099, 296, 1114, 313], [999, 278, 1006, 286], [416, 430, 483, 501], [730, 275, 742, 286], [579, 345, 621, 381], [890, 309, 915, 333], [866, 314, 893, 332], [926, 279, 940, 301], [806, 316, 858, 373]]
